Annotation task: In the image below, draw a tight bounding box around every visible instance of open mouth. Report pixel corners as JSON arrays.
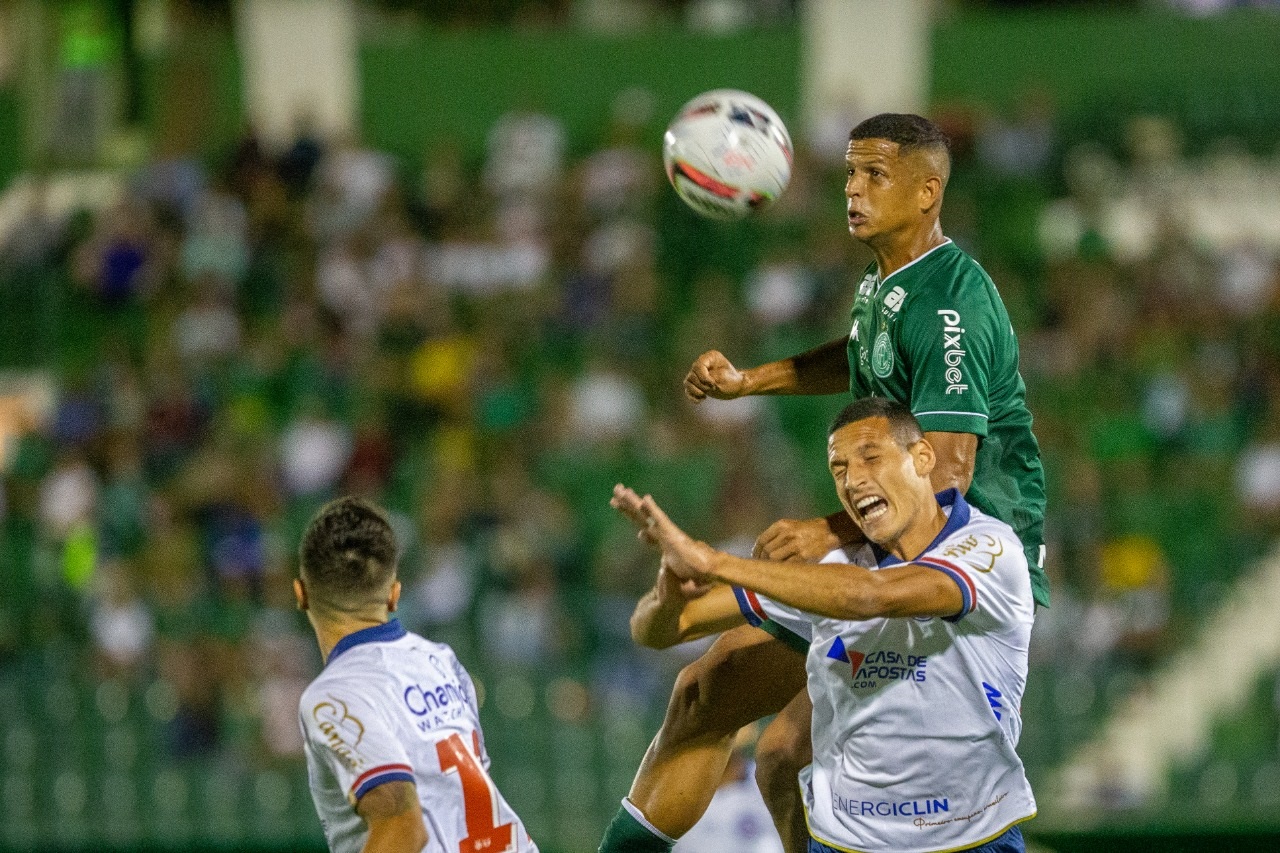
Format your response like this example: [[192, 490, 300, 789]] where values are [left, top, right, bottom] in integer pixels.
[[855, 495, 889, 521]]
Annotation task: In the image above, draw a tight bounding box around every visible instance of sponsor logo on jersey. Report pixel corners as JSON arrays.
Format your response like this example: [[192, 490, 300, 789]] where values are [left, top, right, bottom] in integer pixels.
[[883, 285, 907, 314], [828, 637, 927, 687], [940, 533, 1004, 573], [857, 274, 877, 298], [937, 309, 967, 395], [832, 792, 949, 820], [313, 696, 368, 771], [850, 319, 860, 341], [871, 331, 894, 378], [404, 678, 472, 730], [983, 682, 1005, 721]]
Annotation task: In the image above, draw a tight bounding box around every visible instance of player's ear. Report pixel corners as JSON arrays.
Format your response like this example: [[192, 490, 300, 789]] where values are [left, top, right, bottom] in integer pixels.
[[918, 174, 943, 214], [387, 579, 402, 613], [294, 578, 309, 612], [911, 437, 936, 478]]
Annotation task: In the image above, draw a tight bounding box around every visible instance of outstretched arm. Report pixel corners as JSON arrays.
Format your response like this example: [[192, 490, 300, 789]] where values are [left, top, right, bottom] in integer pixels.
[[684, 337, 850, 402], [619, 487, 962, 622]]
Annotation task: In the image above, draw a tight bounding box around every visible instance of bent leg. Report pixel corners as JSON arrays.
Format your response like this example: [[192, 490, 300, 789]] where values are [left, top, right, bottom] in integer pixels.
[[755, 689, 814, 853], [628, 624, 807, 837]]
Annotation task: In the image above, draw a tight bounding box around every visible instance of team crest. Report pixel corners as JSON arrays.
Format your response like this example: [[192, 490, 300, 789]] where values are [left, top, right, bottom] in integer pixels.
[[871, 331, 894, 378]]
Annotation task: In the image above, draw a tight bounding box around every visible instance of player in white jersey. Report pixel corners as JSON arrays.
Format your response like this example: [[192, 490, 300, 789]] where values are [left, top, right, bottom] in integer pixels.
[[613, 398, 1036, 853], [294, 496, 539, 853]]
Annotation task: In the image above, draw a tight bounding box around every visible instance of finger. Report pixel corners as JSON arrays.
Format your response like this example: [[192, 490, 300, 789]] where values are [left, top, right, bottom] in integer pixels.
[[759, 540, 801, 562], [638, 494, 678, 537], [611, 484, 649, 525], [683, 377, 707, 402]]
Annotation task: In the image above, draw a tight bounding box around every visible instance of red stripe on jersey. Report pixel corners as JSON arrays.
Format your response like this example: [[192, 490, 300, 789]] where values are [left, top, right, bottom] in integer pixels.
[[743, 589, 769, 622]]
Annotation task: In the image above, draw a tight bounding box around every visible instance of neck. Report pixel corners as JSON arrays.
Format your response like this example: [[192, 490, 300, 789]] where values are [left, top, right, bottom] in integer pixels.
[[885, 501, 950, 563], [872, 221, 946, 280], [309, 612, 390, 664]]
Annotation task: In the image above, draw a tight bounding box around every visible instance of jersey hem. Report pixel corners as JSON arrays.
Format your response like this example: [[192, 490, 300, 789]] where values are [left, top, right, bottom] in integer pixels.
[[914, 411, 990, 437]]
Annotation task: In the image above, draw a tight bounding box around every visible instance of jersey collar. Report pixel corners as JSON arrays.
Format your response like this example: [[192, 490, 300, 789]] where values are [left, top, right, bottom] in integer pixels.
[[877, 238, 954, 287], [872, 488, 970, 568], [327, 618, 407, 666]]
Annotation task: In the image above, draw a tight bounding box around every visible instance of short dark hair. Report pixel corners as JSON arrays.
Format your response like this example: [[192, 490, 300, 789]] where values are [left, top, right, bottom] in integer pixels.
[[849, 113, 950, 157], [829, 397, 924, 449], [299, 496, 399, 612]]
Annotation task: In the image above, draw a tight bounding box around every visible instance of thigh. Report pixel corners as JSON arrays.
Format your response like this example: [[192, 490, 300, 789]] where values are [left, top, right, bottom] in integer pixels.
[[668, 623, 808, 735], [758, 687, 813, 765]]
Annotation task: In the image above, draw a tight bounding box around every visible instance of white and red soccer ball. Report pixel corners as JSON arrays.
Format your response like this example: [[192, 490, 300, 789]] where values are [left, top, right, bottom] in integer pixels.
[[662, 88, 793, 221]]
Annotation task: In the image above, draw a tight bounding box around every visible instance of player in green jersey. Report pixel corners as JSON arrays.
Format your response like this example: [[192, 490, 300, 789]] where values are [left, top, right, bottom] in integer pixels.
[[599, 114, 1048, 853]]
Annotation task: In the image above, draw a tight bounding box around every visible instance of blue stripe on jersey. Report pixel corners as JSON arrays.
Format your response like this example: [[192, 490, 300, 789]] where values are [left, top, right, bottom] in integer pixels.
[[327, 619, 408, 666], [732, 586, 765, 627], [352, 768, 415, 800], [926, 560, 972, 622]]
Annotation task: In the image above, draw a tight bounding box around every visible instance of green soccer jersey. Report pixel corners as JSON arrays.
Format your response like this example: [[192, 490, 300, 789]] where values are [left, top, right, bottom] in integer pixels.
[[846, 240, 1050, 607]]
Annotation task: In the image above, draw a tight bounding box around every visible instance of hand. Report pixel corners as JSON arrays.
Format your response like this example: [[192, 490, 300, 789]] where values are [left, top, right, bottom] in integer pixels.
[[684, 350, 748, 402], [655, 557, 716, 603], [753, 517, 842, 562], [611, 484, 717, 582]]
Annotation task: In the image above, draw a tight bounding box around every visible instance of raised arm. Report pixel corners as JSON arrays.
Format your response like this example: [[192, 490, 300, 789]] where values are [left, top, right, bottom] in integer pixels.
[[684, 337, 851, 402], [623, 490, 962, 623]]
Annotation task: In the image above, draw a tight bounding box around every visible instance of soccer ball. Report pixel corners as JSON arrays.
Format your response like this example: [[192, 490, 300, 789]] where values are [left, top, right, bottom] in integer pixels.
[[662, 89, 793, 221]]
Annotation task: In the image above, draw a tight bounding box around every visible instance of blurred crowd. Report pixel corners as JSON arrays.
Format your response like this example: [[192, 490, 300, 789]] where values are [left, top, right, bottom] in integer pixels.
[[1, 87, 1279, 775]]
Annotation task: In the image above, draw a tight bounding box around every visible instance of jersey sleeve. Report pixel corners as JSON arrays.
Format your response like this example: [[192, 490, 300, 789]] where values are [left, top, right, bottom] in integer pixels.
[[732, 586, 812, 652], [898, 270, 1000, 437], [300, 684, 416, 803], [915, 521, 1033, 626]]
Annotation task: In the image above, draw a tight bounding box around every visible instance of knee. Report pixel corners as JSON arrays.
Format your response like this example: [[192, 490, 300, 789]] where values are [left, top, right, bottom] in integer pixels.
[[663, 655, 737, 740]]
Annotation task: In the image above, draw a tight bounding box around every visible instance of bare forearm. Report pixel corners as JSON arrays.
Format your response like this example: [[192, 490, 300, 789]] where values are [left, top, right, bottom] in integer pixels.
[[742, 338, 850, 396], [631, 583, 744, 649], [630, 587, 684, 649], [707, 553, 874, 620], [706, 553, 958, 622]]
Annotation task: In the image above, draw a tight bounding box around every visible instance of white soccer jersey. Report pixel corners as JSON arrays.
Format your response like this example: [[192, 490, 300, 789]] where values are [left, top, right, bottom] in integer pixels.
[[734, 490, 1037, 853], [299, 620, 538, 853]]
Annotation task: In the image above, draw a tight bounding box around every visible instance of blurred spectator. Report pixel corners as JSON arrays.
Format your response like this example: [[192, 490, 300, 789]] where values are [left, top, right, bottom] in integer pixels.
[[88, 559, 154, 681], [483, 101, 566, 200]]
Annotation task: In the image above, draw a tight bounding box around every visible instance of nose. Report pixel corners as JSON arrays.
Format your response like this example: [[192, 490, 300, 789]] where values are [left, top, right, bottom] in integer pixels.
[[845, 172, 862, 199]]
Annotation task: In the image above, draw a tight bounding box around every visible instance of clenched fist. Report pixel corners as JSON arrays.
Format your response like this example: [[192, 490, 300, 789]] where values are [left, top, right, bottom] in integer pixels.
[[684, 350, 748, 402]]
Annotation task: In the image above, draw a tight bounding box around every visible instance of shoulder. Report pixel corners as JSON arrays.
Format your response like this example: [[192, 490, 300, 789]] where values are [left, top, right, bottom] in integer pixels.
[[903, 243, 1002, 315], [928, 510, 1027, 577]]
